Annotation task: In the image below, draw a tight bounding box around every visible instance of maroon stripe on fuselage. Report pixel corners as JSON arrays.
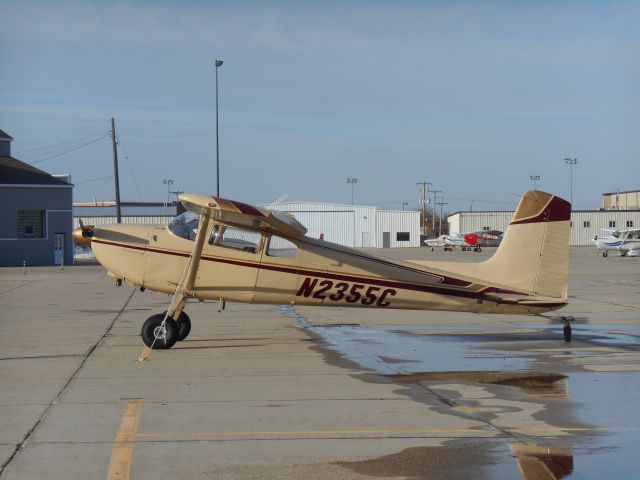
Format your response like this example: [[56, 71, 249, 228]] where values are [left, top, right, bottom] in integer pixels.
[[91, 239, 529, 302]]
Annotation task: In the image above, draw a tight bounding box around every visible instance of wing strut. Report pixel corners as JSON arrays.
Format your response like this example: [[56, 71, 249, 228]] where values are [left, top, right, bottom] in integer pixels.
[[139, 212, 211, 361]]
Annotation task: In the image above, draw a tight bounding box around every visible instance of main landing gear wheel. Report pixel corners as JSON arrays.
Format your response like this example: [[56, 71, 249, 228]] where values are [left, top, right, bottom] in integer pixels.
[[149, 311, 192, 343], [176, 311, 191, 341], [602, 251, 608, 257], [141, 314, 179, 349]]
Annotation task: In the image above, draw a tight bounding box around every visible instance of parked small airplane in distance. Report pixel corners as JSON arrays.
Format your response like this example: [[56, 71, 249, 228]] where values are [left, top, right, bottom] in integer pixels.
[[593, 228, 640, 257], [74, 190, 573, 349], [424, 234, 464, 248], [463, 229, 504, 251], [424, 230, 503, 252]]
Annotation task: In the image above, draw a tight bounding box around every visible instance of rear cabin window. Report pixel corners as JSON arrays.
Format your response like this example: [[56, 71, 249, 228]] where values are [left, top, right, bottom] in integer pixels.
[[267, 236, 299, 258], [209, 226, 261, 254], [168, 211, 199, 240]]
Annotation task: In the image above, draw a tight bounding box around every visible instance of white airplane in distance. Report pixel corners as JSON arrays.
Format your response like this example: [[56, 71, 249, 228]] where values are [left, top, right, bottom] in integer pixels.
[[593, 228, 640, 257], [424, 234, 465, 248]]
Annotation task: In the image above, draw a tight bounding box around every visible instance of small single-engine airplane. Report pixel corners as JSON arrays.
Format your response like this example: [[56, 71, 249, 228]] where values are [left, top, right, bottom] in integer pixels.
[[73, 190, 572, 349], [423, 234, 464, 248], [425, 230, 503, 252], [593, 228, 640, 257], [462, 229, 504, 252]]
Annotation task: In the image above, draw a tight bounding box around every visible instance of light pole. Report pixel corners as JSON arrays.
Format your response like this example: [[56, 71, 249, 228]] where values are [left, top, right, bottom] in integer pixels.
[[215, 58, 223, 197], [162, 179, 174, 207], [564, 158, 577, 207], [347, 178, 358, 204], [402, 202, 408, 211], [169, 190, 184, 205], [529, 175, 540, 190]]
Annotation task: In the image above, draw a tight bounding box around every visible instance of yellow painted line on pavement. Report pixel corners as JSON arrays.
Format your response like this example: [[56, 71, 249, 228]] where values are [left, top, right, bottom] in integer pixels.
[[107, 399, 143, 480]]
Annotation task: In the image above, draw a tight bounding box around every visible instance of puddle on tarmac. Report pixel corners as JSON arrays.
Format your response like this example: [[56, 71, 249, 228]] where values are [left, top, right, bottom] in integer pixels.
[[335, 440, 574, 480], [279, 306, 640, 479], [386, 371, 569, 398]]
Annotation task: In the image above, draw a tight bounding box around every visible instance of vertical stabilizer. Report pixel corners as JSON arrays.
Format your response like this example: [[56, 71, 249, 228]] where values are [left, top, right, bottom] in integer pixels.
[[480, 191, 571, 298]]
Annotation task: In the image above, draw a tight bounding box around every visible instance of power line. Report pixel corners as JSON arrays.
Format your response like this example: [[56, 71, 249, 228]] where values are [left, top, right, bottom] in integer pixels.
[[16, 132, 110, 158], [115, 133, 142, 201], [74, 175, 114, 185], [27, 135, 110, 165]]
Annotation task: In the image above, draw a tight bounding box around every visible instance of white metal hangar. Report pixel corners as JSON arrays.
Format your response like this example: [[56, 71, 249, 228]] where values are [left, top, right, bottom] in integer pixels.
[[264, 201, 420, 248], [448, 209, 640, 246]]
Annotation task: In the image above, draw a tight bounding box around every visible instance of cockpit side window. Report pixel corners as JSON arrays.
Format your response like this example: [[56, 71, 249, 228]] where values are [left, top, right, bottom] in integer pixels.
[[167, 211, 199, 240], [208, 225, 262, 254]]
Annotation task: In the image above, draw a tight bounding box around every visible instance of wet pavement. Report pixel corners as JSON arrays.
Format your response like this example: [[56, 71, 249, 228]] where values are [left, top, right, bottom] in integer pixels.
[[282, 309, 640, 478], [1, 247, 638, 479]]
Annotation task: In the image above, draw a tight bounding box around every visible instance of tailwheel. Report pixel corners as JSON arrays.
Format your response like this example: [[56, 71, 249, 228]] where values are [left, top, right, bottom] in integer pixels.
[[562, 316, 574, 342], [141, 314, 179, 349]]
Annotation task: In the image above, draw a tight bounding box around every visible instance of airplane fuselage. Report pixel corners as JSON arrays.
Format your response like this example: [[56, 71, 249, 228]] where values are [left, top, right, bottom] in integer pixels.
[[89, 222, 563, 315]]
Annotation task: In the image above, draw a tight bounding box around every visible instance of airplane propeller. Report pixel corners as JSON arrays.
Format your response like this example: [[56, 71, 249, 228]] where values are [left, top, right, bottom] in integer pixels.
[[73, 219, 95, 246]]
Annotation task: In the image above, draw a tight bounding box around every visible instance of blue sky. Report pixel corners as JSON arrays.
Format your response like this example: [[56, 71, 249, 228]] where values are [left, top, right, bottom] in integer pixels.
[[1, 0, 638, 212]]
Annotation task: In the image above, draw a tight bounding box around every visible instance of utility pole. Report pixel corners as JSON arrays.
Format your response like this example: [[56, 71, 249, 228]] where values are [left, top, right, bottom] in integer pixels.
[[110, 117, 122, 224], [431, 190, 442, 236], [416, 181, 431, 236], [436, 199, 448, 236]]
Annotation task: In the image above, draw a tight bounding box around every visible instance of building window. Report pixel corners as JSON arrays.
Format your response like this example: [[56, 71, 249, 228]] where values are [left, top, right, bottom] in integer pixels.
[[609, 220, 616, 228], [396, 232, 410, 241], [627, 220, 634, 228], [17, 210, 44, 238], [483, 226, 490, 231], [570, 221, 573, 227], [583, 221, 590, 228]]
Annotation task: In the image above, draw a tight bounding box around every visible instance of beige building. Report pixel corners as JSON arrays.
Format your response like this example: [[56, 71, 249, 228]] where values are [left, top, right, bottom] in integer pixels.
[[602, 190, 640, 210]]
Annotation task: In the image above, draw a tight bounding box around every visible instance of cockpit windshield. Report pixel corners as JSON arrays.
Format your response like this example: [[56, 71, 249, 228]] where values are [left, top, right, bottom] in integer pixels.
[[168, 211, 199, 240]]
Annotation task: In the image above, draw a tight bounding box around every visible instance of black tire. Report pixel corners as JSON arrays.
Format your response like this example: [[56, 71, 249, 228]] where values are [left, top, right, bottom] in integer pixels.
[[563, 324, 572, 342], [141, 314, 179, 349], [176, 311, 191, 341], [603, 251, 608, 257], [477, 247, 482, 253]]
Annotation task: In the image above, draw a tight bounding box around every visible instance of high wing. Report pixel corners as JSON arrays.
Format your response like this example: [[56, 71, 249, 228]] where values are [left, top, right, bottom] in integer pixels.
[[179, 193, 307, 239], [600, 228, 640, 234]]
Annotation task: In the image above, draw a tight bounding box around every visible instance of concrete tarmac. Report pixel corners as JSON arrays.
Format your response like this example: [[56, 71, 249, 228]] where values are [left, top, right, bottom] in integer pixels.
[[0, 247, 638, 479]]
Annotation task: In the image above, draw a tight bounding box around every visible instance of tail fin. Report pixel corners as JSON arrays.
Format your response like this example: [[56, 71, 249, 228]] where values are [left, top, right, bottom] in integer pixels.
[[480, 191, 571, 298]]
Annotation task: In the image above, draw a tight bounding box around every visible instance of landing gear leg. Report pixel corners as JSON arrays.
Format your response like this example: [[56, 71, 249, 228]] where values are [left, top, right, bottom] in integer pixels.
[[562, 316, 574, 342]]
